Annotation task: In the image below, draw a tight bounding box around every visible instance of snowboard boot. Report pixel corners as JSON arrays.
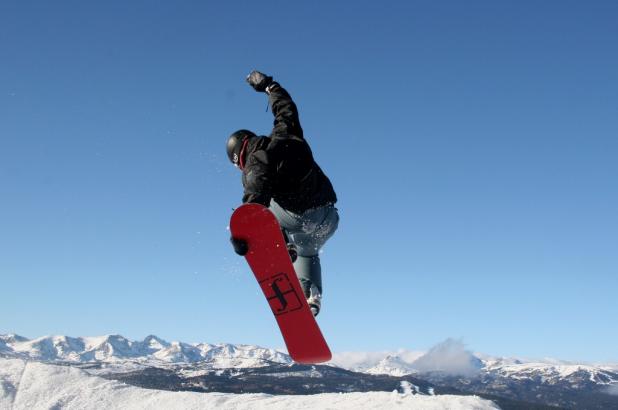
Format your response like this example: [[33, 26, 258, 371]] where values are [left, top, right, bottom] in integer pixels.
[[306, 284, 321, 317], [281, 230, 298, 263]]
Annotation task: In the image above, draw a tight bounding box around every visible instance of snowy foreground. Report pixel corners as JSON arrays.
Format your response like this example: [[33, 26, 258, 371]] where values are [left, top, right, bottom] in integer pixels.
[[0, 359, 498, 410]]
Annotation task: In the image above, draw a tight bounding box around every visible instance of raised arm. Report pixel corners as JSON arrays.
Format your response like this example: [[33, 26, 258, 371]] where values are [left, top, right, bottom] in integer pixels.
[[246, 71, 304, 140], [266, 82, 304, 140]]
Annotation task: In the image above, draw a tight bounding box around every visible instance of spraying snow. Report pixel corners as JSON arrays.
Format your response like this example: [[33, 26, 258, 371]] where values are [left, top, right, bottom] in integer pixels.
[[605, 383, 618, 396], [412, 338, 482, 376]]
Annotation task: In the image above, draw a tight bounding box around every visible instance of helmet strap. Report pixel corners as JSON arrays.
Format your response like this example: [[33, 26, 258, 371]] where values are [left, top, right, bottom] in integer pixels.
[[238, 138, 250, 170]]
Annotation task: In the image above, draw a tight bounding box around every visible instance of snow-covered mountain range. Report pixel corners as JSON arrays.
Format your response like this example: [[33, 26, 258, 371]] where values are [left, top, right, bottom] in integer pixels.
[[2, 333, 617, 384], [2, 333, 618, 409], [0, 333, 289, 369]]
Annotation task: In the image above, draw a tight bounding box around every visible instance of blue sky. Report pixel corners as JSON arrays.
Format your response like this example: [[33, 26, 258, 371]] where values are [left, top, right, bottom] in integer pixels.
[[1, 1, 617, 362]]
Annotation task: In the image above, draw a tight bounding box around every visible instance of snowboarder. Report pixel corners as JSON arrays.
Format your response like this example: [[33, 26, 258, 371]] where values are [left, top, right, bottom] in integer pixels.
[[227, 71, 339, 316]]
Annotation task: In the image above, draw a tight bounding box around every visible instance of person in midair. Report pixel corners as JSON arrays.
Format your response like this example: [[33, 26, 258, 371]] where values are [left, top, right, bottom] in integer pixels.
[[227, 71, 339, 316]]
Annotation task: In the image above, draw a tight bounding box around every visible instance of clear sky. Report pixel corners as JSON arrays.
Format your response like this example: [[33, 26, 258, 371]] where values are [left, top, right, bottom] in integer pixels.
[[1, 1, 617, 362]]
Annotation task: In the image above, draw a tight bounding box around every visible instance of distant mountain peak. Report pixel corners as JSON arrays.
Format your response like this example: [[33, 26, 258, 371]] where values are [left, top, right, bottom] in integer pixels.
[[0, 334, 29, 344], [364, 354, 417, 376], [142, 335, 170, 350]]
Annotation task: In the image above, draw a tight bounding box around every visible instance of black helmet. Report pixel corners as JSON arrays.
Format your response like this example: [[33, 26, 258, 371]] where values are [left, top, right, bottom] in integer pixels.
[[226, 129, 257, 166]]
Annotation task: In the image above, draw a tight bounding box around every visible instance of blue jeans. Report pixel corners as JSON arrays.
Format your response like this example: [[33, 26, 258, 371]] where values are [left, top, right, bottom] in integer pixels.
[[269, 199, 339, 297]]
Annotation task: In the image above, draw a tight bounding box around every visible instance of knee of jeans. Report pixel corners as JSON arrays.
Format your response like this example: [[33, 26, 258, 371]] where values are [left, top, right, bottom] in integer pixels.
[[315, 210, 339, 240], [288, 234, 318, 257]]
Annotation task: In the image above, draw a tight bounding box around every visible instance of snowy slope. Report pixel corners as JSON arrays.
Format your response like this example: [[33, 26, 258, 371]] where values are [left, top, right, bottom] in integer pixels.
[[0, 358, 499, 410]]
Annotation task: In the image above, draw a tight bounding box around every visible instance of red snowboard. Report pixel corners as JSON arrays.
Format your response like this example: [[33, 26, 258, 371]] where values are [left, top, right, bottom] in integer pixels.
[[230, 203, 332, 364]]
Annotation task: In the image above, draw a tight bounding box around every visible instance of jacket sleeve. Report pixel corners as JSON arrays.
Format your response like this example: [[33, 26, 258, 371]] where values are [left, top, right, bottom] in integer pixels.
[[268, 82, 304, 140]]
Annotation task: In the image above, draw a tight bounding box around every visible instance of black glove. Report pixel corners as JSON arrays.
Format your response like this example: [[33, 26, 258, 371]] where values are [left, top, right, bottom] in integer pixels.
[[230, 237, 249, 256], [246, 70, 273, 92]]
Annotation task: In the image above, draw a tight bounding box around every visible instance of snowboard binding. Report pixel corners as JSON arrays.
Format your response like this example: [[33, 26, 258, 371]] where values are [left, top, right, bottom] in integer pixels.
[[230, 237, 249, 256], [231, 236, 297, 263], [286, 243, 298, 263], [306, 284, 321, 317], [281, 230, 298, 263]]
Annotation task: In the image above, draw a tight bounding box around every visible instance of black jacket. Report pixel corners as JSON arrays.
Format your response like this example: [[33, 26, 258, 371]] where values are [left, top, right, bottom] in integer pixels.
[[241, 83, 337, 214]]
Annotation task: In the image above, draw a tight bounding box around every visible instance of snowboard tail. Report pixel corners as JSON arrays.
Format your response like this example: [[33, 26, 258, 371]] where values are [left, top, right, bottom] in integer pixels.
[[230, 203, 331, 364]]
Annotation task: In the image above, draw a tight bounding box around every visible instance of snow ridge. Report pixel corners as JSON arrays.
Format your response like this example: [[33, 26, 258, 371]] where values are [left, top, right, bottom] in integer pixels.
[[0, 334, 290, 368]]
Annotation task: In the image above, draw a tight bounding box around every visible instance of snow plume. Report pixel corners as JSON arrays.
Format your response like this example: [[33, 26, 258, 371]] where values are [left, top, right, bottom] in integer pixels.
[[412, 338, 482, 377]]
